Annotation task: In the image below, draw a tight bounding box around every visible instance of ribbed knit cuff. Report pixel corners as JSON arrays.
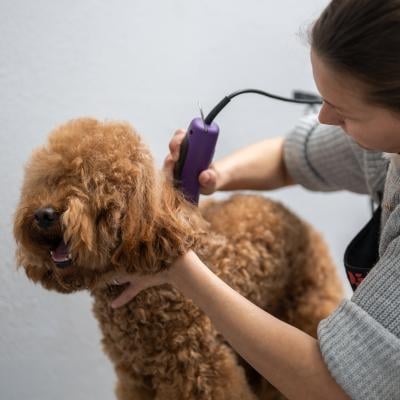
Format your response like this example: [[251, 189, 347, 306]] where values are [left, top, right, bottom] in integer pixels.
[[353, 229, 400, 336]]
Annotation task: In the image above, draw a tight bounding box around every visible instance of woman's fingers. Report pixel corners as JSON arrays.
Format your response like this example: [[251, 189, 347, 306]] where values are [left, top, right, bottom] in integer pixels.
[[111, 275, 131, 285], [111, 282, 142, 309], [109, 274, 144, 308], [163, 130, 186, 181], [110, 273, 168, 308], [199, 168, 218, 194], [163, 154, 175, 181], [169, 129, 186, 161]]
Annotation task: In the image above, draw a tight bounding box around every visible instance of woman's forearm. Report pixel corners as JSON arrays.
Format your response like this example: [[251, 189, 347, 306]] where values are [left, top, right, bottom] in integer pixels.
[[169, 251, 349, 400], [215, 137, 295, 191]]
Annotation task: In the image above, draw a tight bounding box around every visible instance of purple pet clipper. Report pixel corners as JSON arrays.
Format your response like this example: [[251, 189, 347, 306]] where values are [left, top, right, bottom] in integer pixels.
[[173, 117, 219, 204], [172, 89, 322, 204]]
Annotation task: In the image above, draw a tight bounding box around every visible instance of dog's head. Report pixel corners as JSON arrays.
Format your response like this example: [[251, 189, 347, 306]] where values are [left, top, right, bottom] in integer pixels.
[[14, 118, 200, 293]]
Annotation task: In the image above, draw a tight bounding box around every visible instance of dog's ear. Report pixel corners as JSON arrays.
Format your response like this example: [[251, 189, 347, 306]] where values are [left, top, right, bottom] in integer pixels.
[[62, 196, 96, 264], [111, 171, 203, 274], [139, 186, 204, 272], [110, 161, 158, 271]]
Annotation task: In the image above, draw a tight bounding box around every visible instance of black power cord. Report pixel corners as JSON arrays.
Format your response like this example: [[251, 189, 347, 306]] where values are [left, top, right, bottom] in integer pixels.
[[204, 89, 322, 125]]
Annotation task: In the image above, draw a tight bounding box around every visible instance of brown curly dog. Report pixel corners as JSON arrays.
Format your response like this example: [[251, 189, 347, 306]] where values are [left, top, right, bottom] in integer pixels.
[[14, 118, 343, 400]]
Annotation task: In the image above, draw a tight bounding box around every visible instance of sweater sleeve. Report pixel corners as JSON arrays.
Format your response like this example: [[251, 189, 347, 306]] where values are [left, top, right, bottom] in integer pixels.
[[318, 232, 400, 400], [283, 114, 388, 200]]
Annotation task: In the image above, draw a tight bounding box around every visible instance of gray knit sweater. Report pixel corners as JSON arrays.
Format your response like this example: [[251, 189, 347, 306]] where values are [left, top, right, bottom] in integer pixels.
[[283, 114, 400, 400]]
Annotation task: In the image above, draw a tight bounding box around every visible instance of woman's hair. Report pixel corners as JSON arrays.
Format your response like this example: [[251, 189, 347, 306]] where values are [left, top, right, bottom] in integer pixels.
[[310, 0, 400, 112]]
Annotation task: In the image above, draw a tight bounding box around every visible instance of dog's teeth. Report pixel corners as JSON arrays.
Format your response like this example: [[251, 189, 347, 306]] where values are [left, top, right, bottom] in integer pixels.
[[50, 250, 72, 263]]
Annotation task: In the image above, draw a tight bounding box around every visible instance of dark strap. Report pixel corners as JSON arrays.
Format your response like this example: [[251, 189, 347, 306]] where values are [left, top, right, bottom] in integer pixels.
[[343, 203, 381, 291]]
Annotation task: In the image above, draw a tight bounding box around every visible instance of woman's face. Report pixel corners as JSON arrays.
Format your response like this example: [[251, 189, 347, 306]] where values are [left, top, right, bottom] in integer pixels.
[[311, 49, 400, 153]]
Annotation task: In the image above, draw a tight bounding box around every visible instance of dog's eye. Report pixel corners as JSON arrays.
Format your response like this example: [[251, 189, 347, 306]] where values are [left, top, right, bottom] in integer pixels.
[[95, 209, 108, 225]]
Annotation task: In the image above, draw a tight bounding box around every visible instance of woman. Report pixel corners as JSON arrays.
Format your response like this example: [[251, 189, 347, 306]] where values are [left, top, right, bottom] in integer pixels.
[[111, 1, 400, 398]]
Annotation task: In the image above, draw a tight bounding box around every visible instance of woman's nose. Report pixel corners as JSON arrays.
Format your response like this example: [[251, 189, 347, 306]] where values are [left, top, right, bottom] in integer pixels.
[[318, 102, 344, 126]]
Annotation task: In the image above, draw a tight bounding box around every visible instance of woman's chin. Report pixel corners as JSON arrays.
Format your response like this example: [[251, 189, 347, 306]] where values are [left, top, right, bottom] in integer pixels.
[[355, 141, 372, 150]]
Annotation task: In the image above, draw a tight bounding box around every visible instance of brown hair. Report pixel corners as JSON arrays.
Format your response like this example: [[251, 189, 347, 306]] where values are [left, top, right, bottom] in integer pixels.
[[310, 0, 400, 112]]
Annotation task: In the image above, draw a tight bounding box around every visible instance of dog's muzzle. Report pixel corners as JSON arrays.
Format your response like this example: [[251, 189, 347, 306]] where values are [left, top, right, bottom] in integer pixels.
[[34, 207, 59, 229], [34, 207, 73, 269]]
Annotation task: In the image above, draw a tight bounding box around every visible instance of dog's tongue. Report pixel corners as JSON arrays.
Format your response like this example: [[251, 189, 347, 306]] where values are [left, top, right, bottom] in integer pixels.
[[51, 240, 70, 262]]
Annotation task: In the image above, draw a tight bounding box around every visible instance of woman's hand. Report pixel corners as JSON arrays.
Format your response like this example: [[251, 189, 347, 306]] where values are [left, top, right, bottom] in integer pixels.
[[163, 129, 221, 195], [110, 269, 171, 309], [109, 252, 194, 308]]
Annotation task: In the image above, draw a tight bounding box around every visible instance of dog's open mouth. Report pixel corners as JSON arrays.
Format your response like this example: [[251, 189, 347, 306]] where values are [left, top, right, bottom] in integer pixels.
[[50, 240, 73, 269]]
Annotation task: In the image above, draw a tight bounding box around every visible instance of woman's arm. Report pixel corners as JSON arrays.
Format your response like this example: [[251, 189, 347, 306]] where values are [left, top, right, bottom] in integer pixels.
[[111, 251, 349, 400], [165, 130, 295, 193], [214, 136, 295, 191]]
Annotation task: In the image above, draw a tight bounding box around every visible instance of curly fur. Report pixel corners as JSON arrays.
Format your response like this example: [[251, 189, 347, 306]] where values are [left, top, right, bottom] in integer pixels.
[[14, 118, 343, 399]]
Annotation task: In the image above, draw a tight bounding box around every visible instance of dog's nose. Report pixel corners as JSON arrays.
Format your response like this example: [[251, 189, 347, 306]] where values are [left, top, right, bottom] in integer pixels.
[[34, 207, 59, 228]]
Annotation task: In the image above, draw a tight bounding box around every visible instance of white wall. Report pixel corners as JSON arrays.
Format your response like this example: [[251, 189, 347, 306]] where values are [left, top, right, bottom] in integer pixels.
[[0, 1, 371, 399]]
